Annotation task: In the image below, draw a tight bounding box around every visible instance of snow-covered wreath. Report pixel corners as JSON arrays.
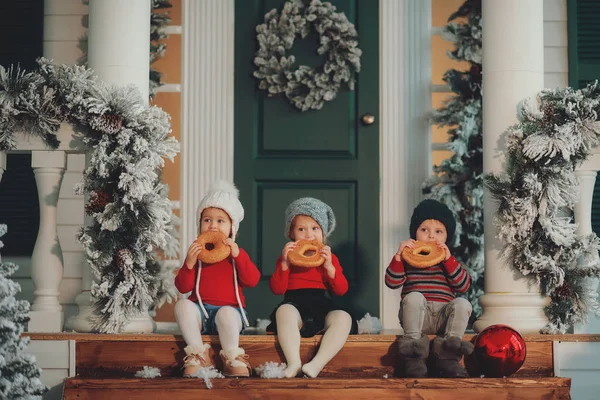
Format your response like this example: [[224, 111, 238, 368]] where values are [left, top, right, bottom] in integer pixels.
[[253, 0, 362, 111], [485, 83, 600, 333], [0, 59, 179, 333]]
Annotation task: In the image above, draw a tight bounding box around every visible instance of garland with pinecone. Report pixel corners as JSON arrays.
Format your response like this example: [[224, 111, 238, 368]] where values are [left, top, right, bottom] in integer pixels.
[[485, 83, 600, 333], [0, 58, 179, 333]]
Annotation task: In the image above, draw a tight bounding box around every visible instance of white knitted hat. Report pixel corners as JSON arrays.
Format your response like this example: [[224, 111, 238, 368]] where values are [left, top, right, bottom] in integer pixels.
[[196, 180, 244, 239]]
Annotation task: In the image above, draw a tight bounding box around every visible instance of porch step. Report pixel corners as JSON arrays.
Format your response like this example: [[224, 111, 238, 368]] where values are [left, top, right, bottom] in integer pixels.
[[63, 377, 571, 400], [26, 333, 556, 378]]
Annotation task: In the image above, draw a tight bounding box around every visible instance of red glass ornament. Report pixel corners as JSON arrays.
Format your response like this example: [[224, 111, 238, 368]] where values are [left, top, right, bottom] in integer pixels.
[[464, 324, 527, 378]]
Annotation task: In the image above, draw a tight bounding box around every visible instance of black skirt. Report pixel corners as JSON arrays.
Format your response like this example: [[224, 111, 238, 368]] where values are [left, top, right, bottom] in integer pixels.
[[266, 288, 358, 338]]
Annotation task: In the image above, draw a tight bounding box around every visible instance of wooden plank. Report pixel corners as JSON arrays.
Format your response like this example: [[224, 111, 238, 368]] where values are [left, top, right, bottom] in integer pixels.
[[63, 377, 571, 400], [75, 339, 553, 378], [24, 332, 600, 343]]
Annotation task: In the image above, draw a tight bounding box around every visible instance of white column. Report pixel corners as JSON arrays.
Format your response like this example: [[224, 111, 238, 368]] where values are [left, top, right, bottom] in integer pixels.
[[380, 0, 432, 330], [474, 0, 548, 333], [88, 0, 151, 103], [71, 0, 153, 333], [573, 163, 600, 333], [181, 0, 235, 251], [28, 151, 66, 332], [0, 152, 5, 182]]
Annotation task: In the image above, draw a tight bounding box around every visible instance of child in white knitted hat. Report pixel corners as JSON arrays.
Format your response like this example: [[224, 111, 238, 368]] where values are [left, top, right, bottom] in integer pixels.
[[174, 180, 260, 378], [267, 197, 357, 378]]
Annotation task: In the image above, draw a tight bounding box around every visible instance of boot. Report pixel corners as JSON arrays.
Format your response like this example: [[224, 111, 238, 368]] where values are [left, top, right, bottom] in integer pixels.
[[182, 344, 213, 377], [430, 336, 473, 378], [397, 335, 430, 378], [219, 347, 252, 377]]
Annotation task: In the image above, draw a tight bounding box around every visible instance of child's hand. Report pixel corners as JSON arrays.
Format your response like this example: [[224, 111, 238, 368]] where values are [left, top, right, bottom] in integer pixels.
[[437, 242, 451, 261], [395, 239, 416, 262], [321, 245, 335, 278], [185, 242, 203, 269], [224, 238, 239, 258], [281, 242, 297, 271]]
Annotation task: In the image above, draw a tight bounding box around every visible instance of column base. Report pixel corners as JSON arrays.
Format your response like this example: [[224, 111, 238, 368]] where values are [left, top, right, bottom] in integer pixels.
[[120, 310, 156, 333], [473, 293, 550, 334], [65, 291, 96, 332], [28, 311, 64, 332]]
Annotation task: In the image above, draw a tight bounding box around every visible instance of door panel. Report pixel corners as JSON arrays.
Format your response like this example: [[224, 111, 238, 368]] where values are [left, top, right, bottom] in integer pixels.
[[234, 0, 379, 324]]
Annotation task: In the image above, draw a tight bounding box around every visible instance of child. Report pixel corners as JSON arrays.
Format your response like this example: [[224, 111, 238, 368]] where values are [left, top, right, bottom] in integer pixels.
[[174, 180, 260, 378], [385, 199, 473, 378], [267, 197, 356, 378]]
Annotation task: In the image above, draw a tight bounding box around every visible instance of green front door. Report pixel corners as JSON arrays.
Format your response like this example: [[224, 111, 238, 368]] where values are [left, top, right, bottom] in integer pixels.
[[234, 0, 379, 324]]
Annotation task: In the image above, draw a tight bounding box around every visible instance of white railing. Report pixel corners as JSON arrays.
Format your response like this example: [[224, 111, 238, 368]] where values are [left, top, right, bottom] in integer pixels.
[[1, 125, 86, 331]]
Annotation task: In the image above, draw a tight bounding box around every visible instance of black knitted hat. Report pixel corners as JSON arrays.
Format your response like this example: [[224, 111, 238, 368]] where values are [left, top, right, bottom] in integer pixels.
[[409, 199, 456, 244]]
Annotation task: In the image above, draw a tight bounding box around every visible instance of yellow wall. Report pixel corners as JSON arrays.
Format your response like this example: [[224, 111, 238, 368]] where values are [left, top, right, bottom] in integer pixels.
[[431, 0, 470, 167], [152, 0, 181, 322]]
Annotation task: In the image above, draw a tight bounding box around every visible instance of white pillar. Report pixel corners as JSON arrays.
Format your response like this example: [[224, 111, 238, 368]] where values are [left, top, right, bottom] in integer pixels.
[[573, 166, 600, 333], [181, 0, 235, 251], [70, 0, 153, 333], [28, 151, 66, 332], [0, 152, 5, 183], [474, 0, 549, 333], [88, 0, 151, 103]]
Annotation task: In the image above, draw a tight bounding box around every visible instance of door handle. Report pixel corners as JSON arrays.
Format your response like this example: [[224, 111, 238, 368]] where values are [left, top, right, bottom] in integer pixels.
[[361, 113, 375, 125]]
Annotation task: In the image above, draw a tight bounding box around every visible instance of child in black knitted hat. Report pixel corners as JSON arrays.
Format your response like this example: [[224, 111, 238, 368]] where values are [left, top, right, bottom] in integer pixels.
[[385, 199, 473, 378]]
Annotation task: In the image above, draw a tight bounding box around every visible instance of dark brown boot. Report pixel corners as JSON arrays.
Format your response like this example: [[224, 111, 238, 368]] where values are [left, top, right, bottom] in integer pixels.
[[397, 335, 430, 378], [430, 336, 473, 378]]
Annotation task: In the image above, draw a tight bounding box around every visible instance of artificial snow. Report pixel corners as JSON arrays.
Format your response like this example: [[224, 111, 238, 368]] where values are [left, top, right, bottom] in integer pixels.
[[357, 313, 382, 334], [134, 366, 161, 378], [191, 366, 224, 389], [254, 362, 287, 379]]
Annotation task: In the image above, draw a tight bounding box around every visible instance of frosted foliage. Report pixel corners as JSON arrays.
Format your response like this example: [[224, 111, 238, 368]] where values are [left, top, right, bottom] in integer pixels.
[[424, 0, 483, 318], [0, 226, 46, 399], [486, 82, 600, 333], [0, 58, 180, 333]]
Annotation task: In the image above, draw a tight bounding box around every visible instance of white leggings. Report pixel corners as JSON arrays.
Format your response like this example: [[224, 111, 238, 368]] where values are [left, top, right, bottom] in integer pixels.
[[275, 304, 352, 377], [174, 298, 243, 351]]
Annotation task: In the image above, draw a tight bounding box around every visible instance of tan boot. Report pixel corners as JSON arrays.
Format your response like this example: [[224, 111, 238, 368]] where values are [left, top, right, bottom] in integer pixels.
[[182, 344, 213, 377], [219, 347, 252, 377]]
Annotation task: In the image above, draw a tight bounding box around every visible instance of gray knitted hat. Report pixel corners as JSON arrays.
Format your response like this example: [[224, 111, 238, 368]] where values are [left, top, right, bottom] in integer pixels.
[[285, 197, 336, 239]]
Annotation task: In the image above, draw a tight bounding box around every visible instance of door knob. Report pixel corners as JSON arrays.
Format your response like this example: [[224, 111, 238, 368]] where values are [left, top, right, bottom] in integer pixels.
[[361, 113, 375, 125]]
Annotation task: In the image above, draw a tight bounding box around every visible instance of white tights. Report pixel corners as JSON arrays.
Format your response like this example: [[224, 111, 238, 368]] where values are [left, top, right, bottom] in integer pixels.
[[174, 298, 243, 351], [275, 304, 352, 378]]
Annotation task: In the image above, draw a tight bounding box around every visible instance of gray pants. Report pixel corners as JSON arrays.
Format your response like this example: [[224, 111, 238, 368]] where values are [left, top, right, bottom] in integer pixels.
[[398, 292, 472, 340]]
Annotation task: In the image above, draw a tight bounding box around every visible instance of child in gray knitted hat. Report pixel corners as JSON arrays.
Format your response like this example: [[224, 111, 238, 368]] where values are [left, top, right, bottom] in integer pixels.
[[385, 199, 473, 378], [266, 197, 356, 378]]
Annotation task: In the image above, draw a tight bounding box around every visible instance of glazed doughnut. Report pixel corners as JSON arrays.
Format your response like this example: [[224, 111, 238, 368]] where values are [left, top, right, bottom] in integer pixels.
[[288, 239, 325, 268], [401, 240, 446, 269], [196, 231, 231, 264]]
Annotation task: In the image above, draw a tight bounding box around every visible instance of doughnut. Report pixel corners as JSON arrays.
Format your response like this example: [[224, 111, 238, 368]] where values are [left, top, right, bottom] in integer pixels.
[[401, 240, 446, 269], [196, 231, 231, 264], [288, 239, 325, 268]]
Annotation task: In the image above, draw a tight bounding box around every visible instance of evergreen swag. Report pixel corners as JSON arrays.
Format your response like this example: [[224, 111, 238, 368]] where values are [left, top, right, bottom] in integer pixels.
[[0, 225, 46, 399], [424, 0, 484, 318], [486, 83, 600, 334], [253, 0, 362, 111], [0, 58, 180, 333]]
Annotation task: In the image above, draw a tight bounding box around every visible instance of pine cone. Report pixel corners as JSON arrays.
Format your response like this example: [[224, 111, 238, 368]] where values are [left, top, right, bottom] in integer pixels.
[[116, 248, 134, 269], [85, 190, 110, 215], [90, 113, 123, 134]]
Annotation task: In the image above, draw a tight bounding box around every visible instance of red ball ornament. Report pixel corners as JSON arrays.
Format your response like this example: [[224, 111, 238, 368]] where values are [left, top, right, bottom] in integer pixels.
[[465, 324, 526, 378]]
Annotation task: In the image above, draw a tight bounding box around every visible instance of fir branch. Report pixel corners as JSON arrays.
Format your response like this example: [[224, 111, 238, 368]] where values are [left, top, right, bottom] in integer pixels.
[[486, 82, 600, 333], [424, 0, 483, 319]]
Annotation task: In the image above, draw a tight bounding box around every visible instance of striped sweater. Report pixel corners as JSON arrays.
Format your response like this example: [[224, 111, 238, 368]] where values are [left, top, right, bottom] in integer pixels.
[[385, 255, 470, 303]]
